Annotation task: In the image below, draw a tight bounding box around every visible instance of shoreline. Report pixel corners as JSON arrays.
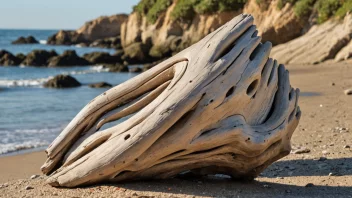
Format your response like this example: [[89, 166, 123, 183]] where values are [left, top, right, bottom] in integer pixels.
[[0, 146, 46, 158], [0, 151, 45, 183]]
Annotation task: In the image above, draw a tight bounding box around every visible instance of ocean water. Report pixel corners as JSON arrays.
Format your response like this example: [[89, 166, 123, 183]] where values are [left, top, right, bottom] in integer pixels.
[[0, 29, 137, 155]]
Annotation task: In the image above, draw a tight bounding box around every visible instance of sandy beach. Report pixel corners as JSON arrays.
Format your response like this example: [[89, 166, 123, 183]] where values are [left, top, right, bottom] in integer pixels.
[[0, 60, 352, 197]]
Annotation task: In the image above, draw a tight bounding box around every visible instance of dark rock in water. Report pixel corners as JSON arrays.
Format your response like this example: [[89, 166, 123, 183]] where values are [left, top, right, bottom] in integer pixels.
[[104, 63, 128, 72], [47, 30, 88, 45], [0, 50, 21, 66], [16, 53, 26, 63], [44, 75, 81, 88], [48, 50, 91, 67], [113, 50, 124, 57], [122, 42, 152, 64], [22, 50, 57, 66], [89, 37, 122, 49], [12, 36, 39, 44], [89, 82, 113, 88], [129, 67, 143, 73], [0, 50, 11, 57], [83, 52, 122, 64]]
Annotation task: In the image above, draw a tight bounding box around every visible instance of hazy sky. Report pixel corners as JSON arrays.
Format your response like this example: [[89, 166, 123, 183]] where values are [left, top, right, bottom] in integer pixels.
[[0, 0, 140, 30]]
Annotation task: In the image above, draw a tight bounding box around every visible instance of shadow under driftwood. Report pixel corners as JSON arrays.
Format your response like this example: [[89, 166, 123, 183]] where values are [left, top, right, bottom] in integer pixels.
[[68, 158, 352, 197], [85, 177, 352, 198], [263, 158, 352, 178]]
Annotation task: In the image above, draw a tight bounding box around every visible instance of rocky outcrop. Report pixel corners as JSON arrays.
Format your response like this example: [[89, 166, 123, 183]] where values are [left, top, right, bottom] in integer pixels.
[[83, 51, 122, 64], [47, 14, 128, 46], [21, 50, 57, 66], [335, 41, 352, 62], [103, 63, 129, 72], [129, 67, 143, 73], [16, 53, 26, 63], [77, 14, 128, 41], [0, 50, 21, 66], [120, 6, 240, 61], [120, 0, 306, 64], [89, 37, 122, 49], [89, 82, 112, 88], [12, 36, 39, 44], [271, 14, 352, 64], [47, 30, 88, 45], [44, 75, 81, 88], [243, 0, 305, 45], [122, 42, 153, 64], [48, 50, 91, 67]]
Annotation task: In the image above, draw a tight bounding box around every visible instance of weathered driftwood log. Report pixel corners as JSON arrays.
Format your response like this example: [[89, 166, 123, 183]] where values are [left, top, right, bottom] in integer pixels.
[[42, 14, 301, 187]]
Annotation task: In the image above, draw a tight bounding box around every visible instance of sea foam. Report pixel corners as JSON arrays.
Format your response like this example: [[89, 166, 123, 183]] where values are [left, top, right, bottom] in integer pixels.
[[39, 40, 47, 44], [0, 127, 63, 155], [0, 66, 109, 88], [0, 77, 51, 87]]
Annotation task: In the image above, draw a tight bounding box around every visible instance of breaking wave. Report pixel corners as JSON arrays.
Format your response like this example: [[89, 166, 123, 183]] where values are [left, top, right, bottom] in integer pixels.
[[0, 127, 63, 155], [0, 77, 51, 87], [39, 40, 47, 44], [62, 65, 109, 75], [0, 66, 109, 88]]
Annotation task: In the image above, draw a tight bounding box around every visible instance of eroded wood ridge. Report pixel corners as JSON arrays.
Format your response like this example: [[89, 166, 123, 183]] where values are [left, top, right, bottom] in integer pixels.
[[42, 14, 301, 187]]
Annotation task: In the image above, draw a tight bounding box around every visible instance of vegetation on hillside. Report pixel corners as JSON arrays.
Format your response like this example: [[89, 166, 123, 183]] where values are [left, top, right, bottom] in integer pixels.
[[172, 0, 247, 21], [135, 0, 247, 23], [134, 0, 351, 24], [134, 0, 173, 23], [274, 0, 352, 23]]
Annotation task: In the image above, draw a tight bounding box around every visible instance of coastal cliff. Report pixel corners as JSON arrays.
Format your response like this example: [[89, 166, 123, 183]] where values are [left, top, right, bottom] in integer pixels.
[[47, 14, 128, 46], [120, 0, 305, 62], [45, 0, 352, 65]]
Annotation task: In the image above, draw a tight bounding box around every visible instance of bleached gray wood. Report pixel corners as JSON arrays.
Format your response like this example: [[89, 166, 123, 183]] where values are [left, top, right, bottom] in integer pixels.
[[41, 14, 301, 187]]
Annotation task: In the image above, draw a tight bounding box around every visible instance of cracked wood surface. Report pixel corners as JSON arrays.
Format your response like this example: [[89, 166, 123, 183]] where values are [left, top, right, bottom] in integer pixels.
[[41, 14, 301, 187]]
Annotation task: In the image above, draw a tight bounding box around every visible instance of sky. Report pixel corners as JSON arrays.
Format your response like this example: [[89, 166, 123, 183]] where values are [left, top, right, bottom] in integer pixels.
[[0, 0, 140, 30]]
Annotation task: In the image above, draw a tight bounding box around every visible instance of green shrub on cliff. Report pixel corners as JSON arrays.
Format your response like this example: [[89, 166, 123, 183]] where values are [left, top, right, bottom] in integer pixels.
[[194, 0, 218, 14], [135, 0, 247, 23], [277, 0, 298, 9], [316, 0, 342, 23], [294, 0, 315, 18], [134, 0, 155, 15], [134, 0, 172, 23], [171, 0, 197, 21], [275, 0, 351, 23], [335, 0, 352, 19], [171, 0, 247, 21]]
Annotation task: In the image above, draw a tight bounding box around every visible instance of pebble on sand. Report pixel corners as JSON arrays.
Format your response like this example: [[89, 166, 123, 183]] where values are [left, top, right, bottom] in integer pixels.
[[263, 184, 270, 188], [25, 186, 34, 190], [344, 89, 352, 95], [0, 183, 8, 188], [344, 145, 351, 149], [292, 147, 311, 154], [285, 189, 292, 193], [30, 175, 39, 179]]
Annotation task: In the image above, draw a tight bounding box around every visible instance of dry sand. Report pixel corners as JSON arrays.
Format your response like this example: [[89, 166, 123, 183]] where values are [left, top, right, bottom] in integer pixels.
[[0, 60, 351, 197]]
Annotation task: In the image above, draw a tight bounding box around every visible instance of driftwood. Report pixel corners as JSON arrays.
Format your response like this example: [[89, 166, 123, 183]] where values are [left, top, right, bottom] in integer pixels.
[[42, 14, 301, 187]]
